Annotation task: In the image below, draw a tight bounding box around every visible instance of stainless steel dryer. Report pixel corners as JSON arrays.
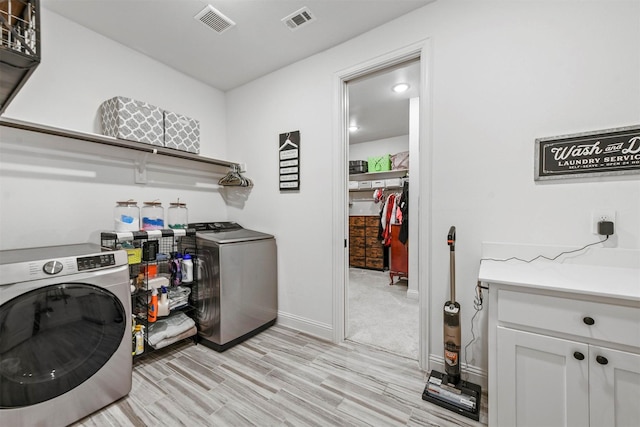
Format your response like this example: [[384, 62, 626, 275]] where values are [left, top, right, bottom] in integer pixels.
[[190, 222, 277, 351], [0, 243, 132, 426]]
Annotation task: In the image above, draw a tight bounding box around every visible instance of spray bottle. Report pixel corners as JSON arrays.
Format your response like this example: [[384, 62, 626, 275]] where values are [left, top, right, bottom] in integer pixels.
[[148, 287, 158, 323]]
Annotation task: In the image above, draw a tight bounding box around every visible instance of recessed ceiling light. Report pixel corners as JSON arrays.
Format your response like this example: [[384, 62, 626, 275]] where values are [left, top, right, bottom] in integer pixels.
[[392, 83, 410, 93], [349, 125, 359, 132]]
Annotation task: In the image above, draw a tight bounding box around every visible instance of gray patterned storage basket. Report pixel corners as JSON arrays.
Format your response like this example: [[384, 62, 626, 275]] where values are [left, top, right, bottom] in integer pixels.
[[164, 111, 200, 154], [101, 96, 164, 146]]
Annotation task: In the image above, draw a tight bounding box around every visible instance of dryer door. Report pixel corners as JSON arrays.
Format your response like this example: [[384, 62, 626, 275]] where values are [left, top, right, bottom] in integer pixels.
[[0, 283, 126, 408]]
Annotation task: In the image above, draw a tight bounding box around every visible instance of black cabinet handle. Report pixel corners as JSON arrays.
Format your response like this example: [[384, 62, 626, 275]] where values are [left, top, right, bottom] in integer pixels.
[[573, 352, 585, 361], [596, 355, 608, 365], [583, 316, 595, 325]]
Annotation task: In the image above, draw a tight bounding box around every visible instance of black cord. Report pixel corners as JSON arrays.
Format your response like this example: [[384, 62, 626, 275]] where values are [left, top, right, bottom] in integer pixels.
[[480, 235, 609, 263], [463, 287, 483, 381]]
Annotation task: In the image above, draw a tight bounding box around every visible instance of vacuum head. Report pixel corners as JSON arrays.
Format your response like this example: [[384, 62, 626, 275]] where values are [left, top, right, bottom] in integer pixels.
[[422, 370, 481, 422]]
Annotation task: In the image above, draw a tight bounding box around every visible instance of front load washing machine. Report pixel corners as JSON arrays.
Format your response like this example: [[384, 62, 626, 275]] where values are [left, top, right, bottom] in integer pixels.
[[189, 222, 277, 351], [0, 243, 132, 426]]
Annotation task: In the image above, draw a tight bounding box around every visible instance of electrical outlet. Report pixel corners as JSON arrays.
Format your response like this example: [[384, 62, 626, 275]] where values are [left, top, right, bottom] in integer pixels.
[[591, 210, 616, 234]]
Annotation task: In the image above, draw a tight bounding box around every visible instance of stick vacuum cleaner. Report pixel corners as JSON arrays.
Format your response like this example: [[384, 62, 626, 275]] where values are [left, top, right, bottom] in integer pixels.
[[422, 226, 481, 421]]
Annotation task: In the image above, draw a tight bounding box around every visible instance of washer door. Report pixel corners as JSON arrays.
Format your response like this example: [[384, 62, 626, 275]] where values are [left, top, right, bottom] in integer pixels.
[[0, 283, 126, 408]]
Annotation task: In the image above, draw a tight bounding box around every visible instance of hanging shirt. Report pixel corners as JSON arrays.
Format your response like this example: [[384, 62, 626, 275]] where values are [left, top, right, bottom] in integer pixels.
[[399, 181, 409, 244], [381, 194, 397, 246]]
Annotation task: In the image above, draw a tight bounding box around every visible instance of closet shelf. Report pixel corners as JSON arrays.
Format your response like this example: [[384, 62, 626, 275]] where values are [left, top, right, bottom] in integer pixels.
[[0, 117, 240, 169], [349, 185, 404, 193], [349, 169, 408, 181]]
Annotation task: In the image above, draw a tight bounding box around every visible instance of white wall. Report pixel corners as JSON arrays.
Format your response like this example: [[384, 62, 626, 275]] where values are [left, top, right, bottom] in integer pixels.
[[225, 0, 640, 378], [349, 135, 409, 161], [0, 8, 230, 249]]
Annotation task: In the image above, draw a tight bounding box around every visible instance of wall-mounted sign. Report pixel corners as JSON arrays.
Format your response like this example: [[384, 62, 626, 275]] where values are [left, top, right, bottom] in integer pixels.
[[535, 125, 640, 180], [279, 130, 300, 191]]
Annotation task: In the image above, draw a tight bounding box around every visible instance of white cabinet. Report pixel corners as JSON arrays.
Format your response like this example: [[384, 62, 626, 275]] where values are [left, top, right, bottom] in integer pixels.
[[485, 274, 640, 427], [589, 345, 640, 427], [496, 327, 589, 426]]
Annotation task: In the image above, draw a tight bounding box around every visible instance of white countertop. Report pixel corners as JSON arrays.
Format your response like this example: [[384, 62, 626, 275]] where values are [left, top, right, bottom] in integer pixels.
[[479, 260, 640, 302]]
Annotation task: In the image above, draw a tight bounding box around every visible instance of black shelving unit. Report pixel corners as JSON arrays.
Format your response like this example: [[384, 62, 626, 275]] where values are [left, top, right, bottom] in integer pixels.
[[101, 229, 199, 358], [1, 0, 41, 114]]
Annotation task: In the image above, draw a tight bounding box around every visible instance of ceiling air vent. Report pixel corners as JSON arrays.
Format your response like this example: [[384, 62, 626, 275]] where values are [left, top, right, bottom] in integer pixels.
[[282, 7, 315, 31], [194, 5, 236, 34]]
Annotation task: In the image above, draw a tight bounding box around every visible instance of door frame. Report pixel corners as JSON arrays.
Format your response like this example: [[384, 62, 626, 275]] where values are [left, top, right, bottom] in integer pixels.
[[332, 39, 433, 370]]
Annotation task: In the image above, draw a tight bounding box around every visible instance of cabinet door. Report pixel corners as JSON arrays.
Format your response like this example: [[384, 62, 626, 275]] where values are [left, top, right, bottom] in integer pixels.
[[497, 327, 589, 427], [589, 345, 640, 427]]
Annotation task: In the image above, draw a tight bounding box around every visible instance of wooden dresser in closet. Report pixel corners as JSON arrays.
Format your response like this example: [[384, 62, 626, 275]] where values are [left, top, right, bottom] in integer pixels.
[[349, 215, 384, 270], [389, 224, 408, 285]]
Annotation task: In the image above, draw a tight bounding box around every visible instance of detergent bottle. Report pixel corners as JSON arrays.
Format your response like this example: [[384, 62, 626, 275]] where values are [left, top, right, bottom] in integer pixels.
[[181, 253, 193, 283], [134, 325, 145, 355], [158, 286, 170, 317], [148, 287, 158, 323]]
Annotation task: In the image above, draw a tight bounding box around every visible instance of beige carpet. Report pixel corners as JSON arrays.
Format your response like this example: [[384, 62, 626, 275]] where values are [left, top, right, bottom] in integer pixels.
[[347, 267, 419, 359]]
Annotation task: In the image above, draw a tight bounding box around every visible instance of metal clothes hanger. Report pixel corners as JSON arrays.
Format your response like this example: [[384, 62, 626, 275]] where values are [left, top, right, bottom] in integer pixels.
[[218, 164, 253, 187]]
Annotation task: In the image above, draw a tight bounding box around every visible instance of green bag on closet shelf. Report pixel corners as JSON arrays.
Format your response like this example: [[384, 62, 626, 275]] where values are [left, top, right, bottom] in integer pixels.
[[367, 155, 391, 172]]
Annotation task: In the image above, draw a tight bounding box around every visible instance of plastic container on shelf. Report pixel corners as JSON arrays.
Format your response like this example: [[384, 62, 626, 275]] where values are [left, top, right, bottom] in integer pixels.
[[134, 325, 145, 355], [168, 201, 188, 229], [140, 263, 158, 279], [158, 286, 170, 317], [181, 253, 193, 283], [114, 200, 140, 231], [132, 333, 136, 356], [142, 201, 164, 230]]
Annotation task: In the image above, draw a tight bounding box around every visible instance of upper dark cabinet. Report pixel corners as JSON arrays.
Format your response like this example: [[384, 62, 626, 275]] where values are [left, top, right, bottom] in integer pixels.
[[0, 0, 40, 115]]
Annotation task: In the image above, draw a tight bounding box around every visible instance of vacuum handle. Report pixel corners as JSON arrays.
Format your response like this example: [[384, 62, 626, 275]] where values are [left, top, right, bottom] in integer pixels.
[[448, 226, 456, 303], [447, 226, 456, 251]]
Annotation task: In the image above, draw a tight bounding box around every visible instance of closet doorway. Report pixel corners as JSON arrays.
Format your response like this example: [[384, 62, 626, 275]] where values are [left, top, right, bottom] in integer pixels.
[[345, 59, 420, 359]]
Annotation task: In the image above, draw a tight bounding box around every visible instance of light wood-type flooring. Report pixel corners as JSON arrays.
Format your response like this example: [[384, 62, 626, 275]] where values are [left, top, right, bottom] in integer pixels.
[[75, 325, 487, 426]]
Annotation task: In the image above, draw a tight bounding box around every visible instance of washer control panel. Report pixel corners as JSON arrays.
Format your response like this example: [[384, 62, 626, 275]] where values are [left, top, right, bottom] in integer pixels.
[[77, 253, 116, 272], [0, 244, 128, 285], [38, 253, 116, 276], [190, 221, 243, 232]]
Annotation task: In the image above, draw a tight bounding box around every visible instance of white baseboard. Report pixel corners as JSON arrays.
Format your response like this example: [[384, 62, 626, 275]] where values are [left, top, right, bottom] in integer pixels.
[[406, 288, 419, 300], [276, 310, 333, 341], [428, 354, 488, 390]]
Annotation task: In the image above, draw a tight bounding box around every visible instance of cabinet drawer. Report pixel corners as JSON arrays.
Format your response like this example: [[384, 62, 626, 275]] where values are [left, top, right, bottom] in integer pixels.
[[349, 227, 364, 238], [349, 216, 365, 227], [349, 237, 364, 247], [366, 258, 384, 270], [350, 256, 365, 267], [365, 235, 382, 247], [498, 290, 640, 348], [350, 246, 366, 258], [365, 216, 379, 227], [367, 246, 383, 258]]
